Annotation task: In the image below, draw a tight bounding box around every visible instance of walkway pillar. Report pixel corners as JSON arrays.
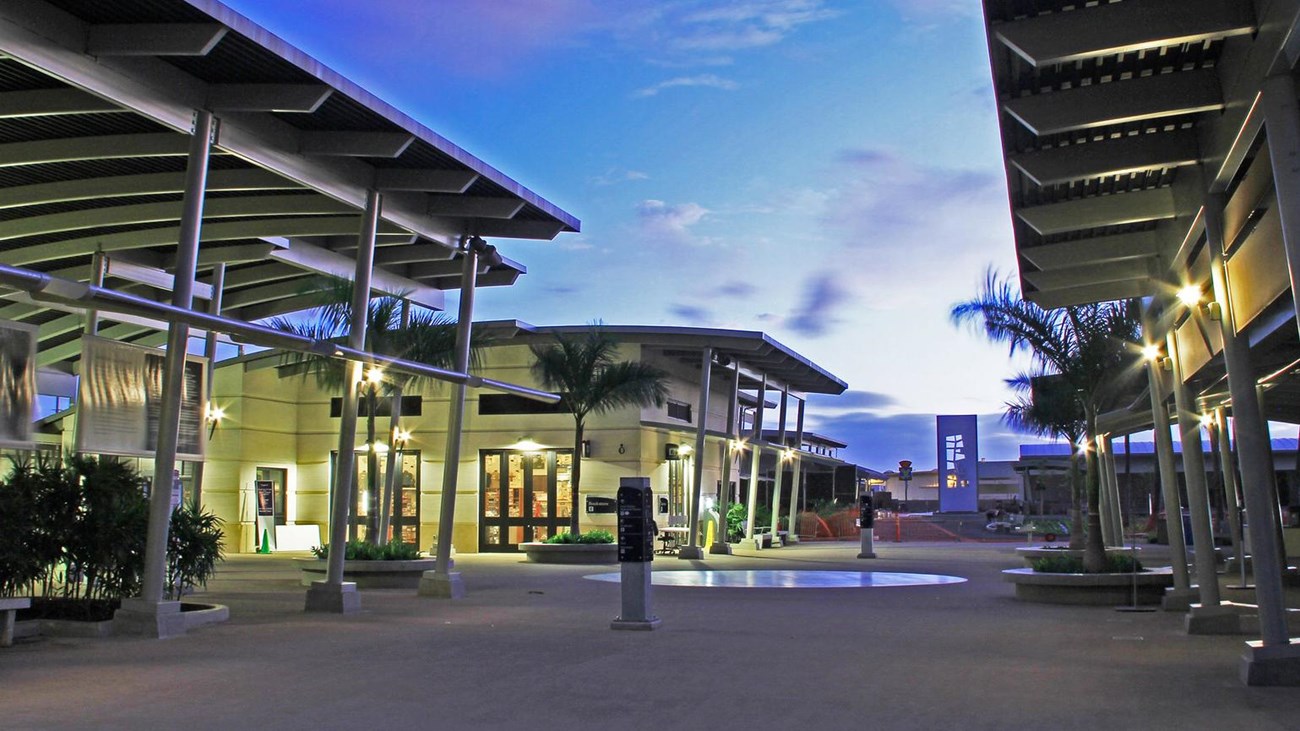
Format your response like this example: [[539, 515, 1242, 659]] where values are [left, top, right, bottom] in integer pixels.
[[679, 348, 712, 559], [767, 387, 788, 546], [711, 359, 740, 554], [785, 398, 805, 544], [305, 189, 380, 614], [741, 376, 766, 549], [1211, 407, 1246, 572], [115, 111, 215, 637], [421, 235, 487, 599], [1205, 189, 1300, 683], [1142, 302, 1194, 608], [1097, 438, 1116, 547], [1168, 328, 1231, 628], [190, 262, 224, 512]]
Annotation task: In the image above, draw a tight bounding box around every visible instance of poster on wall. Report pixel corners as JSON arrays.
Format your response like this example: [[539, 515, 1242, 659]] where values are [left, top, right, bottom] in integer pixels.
[[0, 320, 37, 449], [75, 335, 207, 460]]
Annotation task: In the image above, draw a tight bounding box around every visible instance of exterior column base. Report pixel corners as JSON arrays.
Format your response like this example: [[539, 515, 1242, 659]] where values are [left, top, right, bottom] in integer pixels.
[[677, 546, 705, 560], [1241, 640, 1300, 686], [1186, 603, 1246, 635], [113, 598, 186, 638], [418, 570, 466, 599], [857, 552, 877, 559], [610, 617, 662, 631], [708, 542, 732, 555], [1162, 587, 1199, 612], [784, 534, 800, 545], [736, 537, 763, 551], [304, 580, 361, 614]]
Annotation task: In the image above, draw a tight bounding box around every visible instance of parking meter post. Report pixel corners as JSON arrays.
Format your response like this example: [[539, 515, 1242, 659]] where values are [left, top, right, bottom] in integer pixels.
[[857, 492, 876, 559], [611, 478, 661, 631]]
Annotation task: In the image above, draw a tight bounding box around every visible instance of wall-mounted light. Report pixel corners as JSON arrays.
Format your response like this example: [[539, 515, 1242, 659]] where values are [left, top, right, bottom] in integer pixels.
[[1203, 301, 1222, 321], [729, 438, 748, 453], [509, 437, 545, 452], [1198, 413, 1214, 429], [679, 444, 693, 457], [366, 366, 384, 385], [781, 448, 795, 462], [1177, 284, 1202, 308], [1141, 344, 1162, 362], [205, 403, 224, 439]]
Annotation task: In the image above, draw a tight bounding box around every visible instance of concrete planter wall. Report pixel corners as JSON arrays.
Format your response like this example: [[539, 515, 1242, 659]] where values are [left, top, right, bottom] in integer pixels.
[[521, 542, 617, 564], [294, 558, 442, 588], [13, 602, 229, 641], [1002, 567, 1173, 605]]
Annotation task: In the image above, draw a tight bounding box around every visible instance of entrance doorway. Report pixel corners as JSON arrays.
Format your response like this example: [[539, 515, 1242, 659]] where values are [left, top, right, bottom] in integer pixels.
[[331, 449, 421, 545], [479, 449, 573, 551]]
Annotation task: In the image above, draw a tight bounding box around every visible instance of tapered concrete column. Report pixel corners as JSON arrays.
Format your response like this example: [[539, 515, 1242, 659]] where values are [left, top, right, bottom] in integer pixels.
[[679, 348, 712, 560], [785, 398, 805, 544], [1211, 407, 1246, 570], [1205, 190, 1299, 683], [305, 189, 381, 614], [421, 236, 484, 600], [189, 262, 225, 511], [742, 376, 766, 545], [767, 387, 788, 545], [1100, 437, 1123, 547], [1143, 303, 1193, 608], [1097, 438, 1113, 546], [1168, 329, 1226, 624], [711, 360, 740, 554], [115, 111, 214, 638]]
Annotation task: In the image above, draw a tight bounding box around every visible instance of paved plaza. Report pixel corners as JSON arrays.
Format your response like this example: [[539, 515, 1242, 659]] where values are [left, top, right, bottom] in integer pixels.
[[3, 542, 1299, 730]]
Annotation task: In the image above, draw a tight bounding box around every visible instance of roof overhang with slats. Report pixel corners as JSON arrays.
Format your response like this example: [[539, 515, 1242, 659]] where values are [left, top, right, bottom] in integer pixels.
[[0, 0, 579, 371]]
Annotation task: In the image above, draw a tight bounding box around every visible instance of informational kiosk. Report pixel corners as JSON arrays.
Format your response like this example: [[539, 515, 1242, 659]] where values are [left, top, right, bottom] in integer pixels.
[[857, 492, 876, 559], [611, 477, 660, 631]]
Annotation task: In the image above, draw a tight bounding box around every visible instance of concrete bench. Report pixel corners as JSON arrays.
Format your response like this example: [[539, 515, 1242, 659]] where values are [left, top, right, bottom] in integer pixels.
[[1, 597, 31, 646]]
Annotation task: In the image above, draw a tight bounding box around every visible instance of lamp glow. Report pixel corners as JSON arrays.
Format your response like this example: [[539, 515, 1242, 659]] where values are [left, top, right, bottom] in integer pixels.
[[1141, 344, 1161, 361], [366, 366, 384, 385], [1177, 285, 1202, 307]]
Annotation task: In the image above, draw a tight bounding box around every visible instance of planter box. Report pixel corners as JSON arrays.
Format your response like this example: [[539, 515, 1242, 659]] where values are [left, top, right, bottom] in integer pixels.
[[294, 558, 443, 588], [1002, 566, 1173, 605], [1015, 546, 1140, 567], [520, 542, 617, 564], [14, 602, 229, 641]]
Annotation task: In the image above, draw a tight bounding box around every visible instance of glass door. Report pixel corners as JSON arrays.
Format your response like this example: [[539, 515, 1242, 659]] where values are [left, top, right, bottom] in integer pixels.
[[479, 449, 573, 552], [333, 449, 421, 545]]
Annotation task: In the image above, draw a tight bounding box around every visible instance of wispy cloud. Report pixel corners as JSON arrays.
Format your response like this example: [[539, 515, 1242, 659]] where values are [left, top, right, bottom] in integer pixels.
[[633, 74, 739, 97], [808, 390, 897, 412], [669, 303, 713, 323], [786, 270, 853, 337], [590, 168, 650, 185], [636, 199, 710, 243], [673, 0, 839, 51]]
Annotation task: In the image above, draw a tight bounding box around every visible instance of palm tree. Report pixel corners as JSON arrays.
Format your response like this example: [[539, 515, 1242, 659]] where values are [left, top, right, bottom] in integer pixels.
[[952, 271, 1142, 571], [1005, 371, 1085, 545], [268, 276, 474, 544], [530, 327, 669, 534]]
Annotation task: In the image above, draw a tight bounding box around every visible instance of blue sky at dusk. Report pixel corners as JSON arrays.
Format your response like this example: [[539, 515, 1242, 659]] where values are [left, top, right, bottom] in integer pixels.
[[223, 0, 1044, 470]]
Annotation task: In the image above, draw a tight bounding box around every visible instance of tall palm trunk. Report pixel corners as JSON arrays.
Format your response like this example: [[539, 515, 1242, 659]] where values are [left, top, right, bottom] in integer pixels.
[[1083, 403, 1106, 572], [569, 418, 585, 535], [1067, 444, 1083, 549], [364, 384, 380, 543]]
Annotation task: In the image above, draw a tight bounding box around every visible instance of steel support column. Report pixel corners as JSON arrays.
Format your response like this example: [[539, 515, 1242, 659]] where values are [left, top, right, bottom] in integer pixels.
[[785, 398, 805, 544], [1143, 303, 1193, 604], [768, 386, 788, 545], [190, 261, 224, 511], [680, 348, 712, 559], [711, 359, 740, 555], [305, 189, 380, 614]]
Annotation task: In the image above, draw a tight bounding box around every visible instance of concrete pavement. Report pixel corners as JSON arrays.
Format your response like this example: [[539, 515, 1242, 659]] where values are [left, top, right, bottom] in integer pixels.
[[2, 542, 1298, 730]]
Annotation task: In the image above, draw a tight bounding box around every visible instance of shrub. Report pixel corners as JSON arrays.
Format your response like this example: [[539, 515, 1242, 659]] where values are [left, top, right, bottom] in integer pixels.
[[310, 540, 419, 560], [543, 530, 614, 545], [166, 505, 225, 600], [1030, 553, 1143, 574]]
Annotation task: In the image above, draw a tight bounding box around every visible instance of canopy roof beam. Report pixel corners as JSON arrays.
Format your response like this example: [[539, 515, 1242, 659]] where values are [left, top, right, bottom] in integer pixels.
[[1016, 188, 1178, 235], [1010, 129, 1200, 187], [1004, 69, 1223, 137]]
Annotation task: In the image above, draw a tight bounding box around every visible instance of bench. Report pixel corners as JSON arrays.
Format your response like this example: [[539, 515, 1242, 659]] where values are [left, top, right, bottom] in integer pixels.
[[1, 597, 31, 647]]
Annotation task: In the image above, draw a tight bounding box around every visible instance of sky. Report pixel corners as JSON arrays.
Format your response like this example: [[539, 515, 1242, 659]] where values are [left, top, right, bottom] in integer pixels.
[[221, 0, 1044, 470]]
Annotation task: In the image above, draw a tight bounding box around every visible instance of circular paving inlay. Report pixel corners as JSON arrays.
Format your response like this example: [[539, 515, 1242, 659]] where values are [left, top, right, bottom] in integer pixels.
[[583, 570, 966, 588]]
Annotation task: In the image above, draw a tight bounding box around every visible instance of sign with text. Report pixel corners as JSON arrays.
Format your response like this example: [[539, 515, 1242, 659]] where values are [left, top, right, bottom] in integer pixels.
[[255, 480, 275, 518], [75, 335, 208, 460]]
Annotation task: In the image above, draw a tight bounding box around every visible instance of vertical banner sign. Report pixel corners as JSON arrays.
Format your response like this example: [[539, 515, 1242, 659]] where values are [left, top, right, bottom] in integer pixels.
[[75, 335, 207, 459], [0, 320, 37, 449], [936, 415, 979, 512]]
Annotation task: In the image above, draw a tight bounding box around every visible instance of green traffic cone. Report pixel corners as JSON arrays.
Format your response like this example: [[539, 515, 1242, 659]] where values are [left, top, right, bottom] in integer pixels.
[[257, 528, 271, 554]]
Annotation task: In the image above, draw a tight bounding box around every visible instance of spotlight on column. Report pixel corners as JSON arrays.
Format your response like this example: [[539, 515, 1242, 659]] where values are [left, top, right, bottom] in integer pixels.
[[1177, 284, 1202, 308], [1141, 344, 1162, 361]]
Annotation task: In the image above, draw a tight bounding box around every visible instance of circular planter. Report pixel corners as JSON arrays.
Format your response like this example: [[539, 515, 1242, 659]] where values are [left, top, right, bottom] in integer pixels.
[[520, 542, 617, 564], [294, 557, 443, 588], [1015, 546, 1140, 567], [1002, 566, 1173, 605]]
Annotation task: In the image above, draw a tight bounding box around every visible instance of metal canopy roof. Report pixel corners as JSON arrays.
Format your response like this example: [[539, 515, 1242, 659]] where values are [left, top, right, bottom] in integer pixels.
[[0, 0, 579, 371], [982, 0, 1256, 311], [481, 321, 849, 397]]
